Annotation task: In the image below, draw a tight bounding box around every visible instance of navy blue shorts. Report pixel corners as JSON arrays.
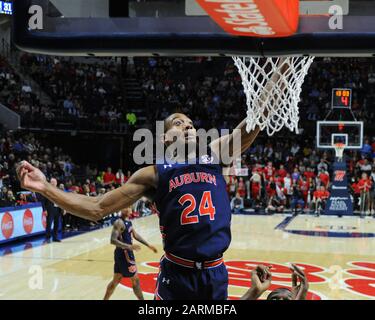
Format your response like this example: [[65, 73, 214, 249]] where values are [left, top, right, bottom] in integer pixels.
[[154, 256, 228, 300], [114, 249, 137, 278]]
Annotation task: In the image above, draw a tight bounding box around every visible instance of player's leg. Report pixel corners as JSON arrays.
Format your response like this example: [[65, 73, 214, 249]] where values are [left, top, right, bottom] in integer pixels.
[[360, 191, 365, 217], [366, 191, 371, 215], [317, 199, 323, 216], [103, 273, 123, 300], [130, 274, 144, 300], [205, 263, 229, 300], [52, 210, 60, 241], [45, 209, 53, 240], [309, 199, 315, 214]]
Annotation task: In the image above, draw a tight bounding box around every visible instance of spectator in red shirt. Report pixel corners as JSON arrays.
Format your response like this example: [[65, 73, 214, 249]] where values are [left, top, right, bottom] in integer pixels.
[[103, 167, 116, 185], [237, 177, 246, 198], [266, 178, 277, 198], [318, 170, 330, 188], [358, 173, 372, 215], [251, 180, 261, 202], [115, 169, 126, 185], [310, 186, 330, 215], [304, 167, 316, 181], [16, 193, 30, 206], [350, 177, 360, 211], [277, 164, 288, 179], [263, 161, 275, 181], [298, 176, 310, 205], [124, 170, 132, 184]]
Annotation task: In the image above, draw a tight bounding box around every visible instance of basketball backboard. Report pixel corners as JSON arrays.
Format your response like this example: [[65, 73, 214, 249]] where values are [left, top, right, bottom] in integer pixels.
[[12, 0, 375, 56], [316, 121, 363, 150]]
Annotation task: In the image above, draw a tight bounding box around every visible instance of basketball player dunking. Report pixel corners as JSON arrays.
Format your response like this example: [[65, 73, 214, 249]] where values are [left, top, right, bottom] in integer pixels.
[[16, 111, 261, 300], [104, 206, 158, 300]]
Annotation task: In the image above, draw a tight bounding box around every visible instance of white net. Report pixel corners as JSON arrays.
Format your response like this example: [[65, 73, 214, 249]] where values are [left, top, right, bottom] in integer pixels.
[[232, 56, 315, 136], [334, 143, 345, 159]]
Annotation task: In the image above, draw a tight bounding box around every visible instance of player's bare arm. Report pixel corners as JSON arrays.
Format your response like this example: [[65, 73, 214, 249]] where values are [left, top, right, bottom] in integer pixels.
[[110, 220, 141, 251], [240, 265, 272, 300], [132, 229, 158, 253], [210, 58, 289, 163], [16, 161, 157, 222]]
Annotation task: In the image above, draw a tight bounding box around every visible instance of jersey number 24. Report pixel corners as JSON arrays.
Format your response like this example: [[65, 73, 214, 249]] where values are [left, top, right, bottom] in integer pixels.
[[178, 191, 216, 225]]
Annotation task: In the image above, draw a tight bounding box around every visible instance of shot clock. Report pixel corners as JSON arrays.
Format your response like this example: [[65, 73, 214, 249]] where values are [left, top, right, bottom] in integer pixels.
[[0, 1, 12, 15], [332, 88, 352, 109]]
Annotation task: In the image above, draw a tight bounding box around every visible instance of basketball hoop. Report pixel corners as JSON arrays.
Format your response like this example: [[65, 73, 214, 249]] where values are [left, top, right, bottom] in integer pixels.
[[334, 142, 345, 160], [232, 56, 315, 136]]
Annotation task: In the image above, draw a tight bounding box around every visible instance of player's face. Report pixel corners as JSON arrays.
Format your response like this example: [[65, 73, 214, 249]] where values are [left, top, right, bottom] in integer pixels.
[[164, 113, 196, 146], [267, 288, 293, 300]]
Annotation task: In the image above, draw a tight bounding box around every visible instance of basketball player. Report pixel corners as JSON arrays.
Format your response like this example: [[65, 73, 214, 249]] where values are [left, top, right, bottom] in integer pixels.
[[16, 62, 287, 300], [241, 264, 308, 300], [104, 206, 158, 300]]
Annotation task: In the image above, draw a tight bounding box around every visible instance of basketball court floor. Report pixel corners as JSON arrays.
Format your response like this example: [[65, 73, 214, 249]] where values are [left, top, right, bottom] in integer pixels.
[[0, 214, 374, 300]]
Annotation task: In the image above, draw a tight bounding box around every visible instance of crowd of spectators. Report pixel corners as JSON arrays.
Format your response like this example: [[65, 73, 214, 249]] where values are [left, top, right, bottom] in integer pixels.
[[226, 137, 375, 216], [1, 53, 140, 131], [2, 53, 375, 231], [3, 53, 375, 134], [0, 129, 155, 231]]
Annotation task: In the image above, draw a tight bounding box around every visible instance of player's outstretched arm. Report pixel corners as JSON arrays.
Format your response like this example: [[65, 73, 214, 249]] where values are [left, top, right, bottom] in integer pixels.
[[210, 58, 289, 163], [132, 229, 158, 253], [16, 161, 157, 222], [111, 220, 141, 251], [240, 265, 272, 300]]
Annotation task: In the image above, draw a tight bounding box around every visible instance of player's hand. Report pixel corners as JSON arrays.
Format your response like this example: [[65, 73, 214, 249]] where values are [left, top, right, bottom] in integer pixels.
[[148, 245, 158, 253], [16, 161, 47, 193], [251, 265, 272, 295], [131, 244, 141, 251], [290, 264, 309, 300]]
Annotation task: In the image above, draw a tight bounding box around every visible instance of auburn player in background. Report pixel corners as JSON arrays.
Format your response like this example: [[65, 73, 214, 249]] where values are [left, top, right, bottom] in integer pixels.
[[103, 206, 157, 300]]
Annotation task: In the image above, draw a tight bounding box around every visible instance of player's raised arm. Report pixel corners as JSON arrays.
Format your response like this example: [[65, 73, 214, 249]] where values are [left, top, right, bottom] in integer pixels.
[[111, 220, 140, 251], [16, 161, 157, 222], [210, 58, 289, 163]]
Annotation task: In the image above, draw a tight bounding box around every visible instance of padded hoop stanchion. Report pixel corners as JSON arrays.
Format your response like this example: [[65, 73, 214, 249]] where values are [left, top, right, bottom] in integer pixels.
[[195, 0, 300, 38]]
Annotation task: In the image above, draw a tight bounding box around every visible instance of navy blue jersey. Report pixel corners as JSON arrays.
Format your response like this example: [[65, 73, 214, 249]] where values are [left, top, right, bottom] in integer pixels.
[[115, 218, 133, 252], [154, 155, 232, 260]]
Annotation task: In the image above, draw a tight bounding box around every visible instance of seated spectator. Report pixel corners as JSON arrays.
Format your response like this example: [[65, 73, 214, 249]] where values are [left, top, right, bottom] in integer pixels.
[[115, 169, 126, 185], [103, 167, 116, 185], [310, 186, 330, 216], [0, 190, 16, 207], [290, 185, 305, 214], [230, 192, 244, 213], [318, 169, 330, 189], [359, 159, 372, 176], [317, 158, 328, 172], [361, 139, 372, 157], [16, 193, 30, 206], [266, 195, 284, 214]]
